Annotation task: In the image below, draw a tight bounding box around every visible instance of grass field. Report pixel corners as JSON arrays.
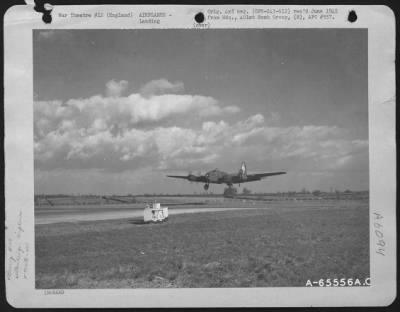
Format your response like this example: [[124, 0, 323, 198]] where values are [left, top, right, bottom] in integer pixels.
[[35, 192, 369, 207], [36, 200, 369, 288]]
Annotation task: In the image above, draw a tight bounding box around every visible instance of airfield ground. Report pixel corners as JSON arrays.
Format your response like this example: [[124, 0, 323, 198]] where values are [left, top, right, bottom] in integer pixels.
[[35, 198, 369, 288]]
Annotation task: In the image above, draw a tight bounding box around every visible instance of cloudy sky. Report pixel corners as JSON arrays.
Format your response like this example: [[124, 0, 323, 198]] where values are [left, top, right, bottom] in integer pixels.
[[34, 29, 368, 195]]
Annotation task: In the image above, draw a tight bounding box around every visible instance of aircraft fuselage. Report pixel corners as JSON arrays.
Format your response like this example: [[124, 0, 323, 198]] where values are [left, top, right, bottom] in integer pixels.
[[205, 169, 245, 185]]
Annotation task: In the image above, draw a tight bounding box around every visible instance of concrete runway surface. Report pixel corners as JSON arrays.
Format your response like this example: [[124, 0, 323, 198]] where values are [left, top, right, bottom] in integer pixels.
[[35, 206, 258, 225]]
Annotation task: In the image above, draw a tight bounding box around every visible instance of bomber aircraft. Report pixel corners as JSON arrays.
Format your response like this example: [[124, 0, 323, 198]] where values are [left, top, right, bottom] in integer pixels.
[[167, 161, 286, 191]]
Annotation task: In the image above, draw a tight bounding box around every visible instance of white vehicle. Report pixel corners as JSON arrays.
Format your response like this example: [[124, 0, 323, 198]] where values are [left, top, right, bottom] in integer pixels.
[[143, 202, 168, 223]]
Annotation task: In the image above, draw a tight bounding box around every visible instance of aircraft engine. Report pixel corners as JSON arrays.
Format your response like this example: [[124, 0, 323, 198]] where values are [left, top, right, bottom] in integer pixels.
[[188, 173, 196, 181]]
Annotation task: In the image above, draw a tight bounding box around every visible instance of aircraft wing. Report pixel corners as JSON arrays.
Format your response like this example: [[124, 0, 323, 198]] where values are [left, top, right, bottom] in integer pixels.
[[247, 171, 286, 180], [167, 175, 191, 180], [167, 175, 208, 182]]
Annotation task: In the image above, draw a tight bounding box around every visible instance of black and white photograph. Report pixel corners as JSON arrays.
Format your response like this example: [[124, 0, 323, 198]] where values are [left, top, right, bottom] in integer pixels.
[[33, 27, 370, 289], [4, 4, 395, 308]]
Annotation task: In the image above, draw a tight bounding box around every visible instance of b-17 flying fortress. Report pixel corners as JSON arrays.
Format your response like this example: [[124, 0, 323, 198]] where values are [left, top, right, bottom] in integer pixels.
[[167, 161, 286, 191]]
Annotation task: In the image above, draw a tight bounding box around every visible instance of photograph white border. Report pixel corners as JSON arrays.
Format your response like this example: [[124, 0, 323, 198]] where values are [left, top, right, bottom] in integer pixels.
[[4, 4, 396, 307]]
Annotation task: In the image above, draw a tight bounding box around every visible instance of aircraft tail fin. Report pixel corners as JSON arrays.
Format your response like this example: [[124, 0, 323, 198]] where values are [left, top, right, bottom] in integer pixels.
[[238, 161, 247, 179]]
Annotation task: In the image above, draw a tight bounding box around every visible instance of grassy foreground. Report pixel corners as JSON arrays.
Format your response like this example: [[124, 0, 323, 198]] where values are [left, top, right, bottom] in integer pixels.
[[36, 202, 369, 288]]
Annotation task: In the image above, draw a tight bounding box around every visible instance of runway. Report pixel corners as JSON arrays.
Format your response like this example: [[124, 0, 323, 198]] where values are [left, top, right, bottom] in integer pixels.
[[35, 198, 366, 225], [36, 199, 369, 289], [35, 206, 258, 225]]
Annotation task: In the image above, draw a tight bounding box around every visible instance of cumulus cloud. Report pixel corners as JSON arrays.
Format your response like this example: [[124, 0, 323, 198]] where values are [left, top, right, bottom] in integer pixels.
[[105, 79, 128, 97], [34, 93, 237, 139], [34, 107, 366, 175], [140, 79, 184, 97], [34, 79, 242, 169], [35, 79, 240, 141], [34, 79, 367, 175]]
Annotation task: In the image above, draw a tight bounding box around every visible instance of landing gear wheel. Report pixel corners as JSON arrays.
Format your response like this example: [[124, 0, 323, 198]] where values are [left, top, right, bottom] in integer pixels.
[[204, 184, 209, 191]]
